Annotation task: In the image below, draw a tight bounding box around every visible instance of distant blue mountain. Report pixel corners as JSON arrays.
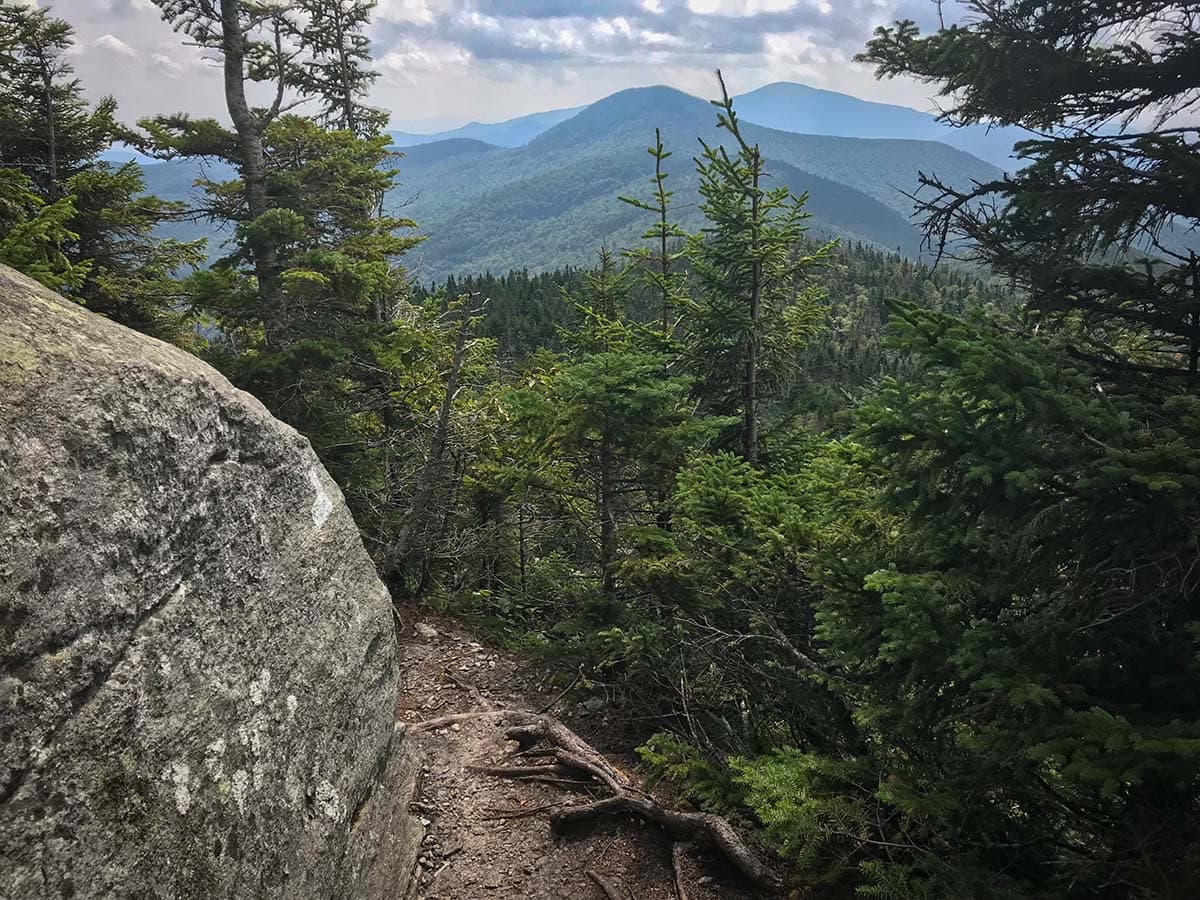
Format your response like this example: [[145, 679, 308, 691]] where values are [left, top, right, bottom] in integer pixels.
[[142, 84, 1005, 280], [733, 82, 1030, 170], [381, 85, 1003, 280], [388, 106, 584, 149], [385, 82, 1031, 170], [98, 143, 161, 166]]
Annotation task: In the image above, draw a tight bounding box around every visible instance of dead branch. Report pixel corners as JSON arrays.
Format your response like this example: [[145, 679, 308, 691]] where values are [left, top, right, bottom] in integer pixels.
[[468, 763, 575, 778], [586, 869, 626, 900], [537, 668, 583, 714], [469, 762, 594, 789], [410, 710, 514, 733], [481, 802, 565, 821]]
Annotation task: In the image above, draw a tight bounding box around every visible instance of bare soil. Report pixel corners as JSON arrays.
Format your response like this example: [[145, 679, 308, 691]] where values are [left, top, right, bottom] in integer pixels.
[[394, 611, 765, 900]]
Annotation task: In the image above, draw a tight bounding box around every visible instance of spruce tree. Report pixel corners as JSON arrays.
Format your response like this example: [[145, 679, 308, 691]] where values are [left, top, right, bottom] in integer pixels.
[[147, 0, 431, 572], [507, 251, 716, 604], [685, 72, 829, 464], [295, 0, 387, 136], [0, 168, 86, 291], [150, 0, 323, 346], [620, 128, 687, 335], [859, 0, 1200, 378], [725, 4, 1200, 896], [0, 3, 201, 336]]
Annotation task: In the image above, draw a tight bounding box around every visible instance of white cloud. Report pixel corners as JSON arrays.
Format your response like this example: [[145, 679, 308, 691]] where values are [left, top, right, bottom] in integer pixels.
[[150, 44, 210, 80], [34, 0, 942, 133], [94, 33, 138, 59], [688, 0, 797, 15], [374, 0, 443, 25], [379, 39, 471, 80], [457, 10, 502, 32], [514, 24, 585, 54]]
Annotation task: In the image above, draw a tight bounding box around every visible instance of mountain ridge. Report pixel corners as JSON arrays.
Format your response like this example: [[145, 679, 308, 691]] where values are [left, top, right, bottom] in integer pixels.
[[384, 85, 1001, 280], [141, 84, 1003, 280], [388, 105, 585, 149], [385, 80, 1028, 169]]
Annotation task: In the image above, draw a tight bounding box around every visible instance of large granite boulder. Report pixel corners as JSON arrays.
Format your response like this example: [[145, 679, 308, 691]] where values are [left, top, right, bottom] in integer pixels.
[[0, 266, 419, 899]]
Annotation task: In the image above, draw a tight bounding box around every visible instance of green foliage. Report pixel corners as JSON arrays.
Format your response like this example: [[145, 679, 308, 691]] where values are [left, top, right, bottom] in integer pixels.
[[0, 3, 197, 338], [859, 0, 1200, 380], [0, 168, 87, 290], [683, 73, 833, 461], [637, 733, 740, 813], [8, 5, 1193, 898], [504, 250, 720, 602], [293, 0, 388, 136], [619, 127, 689, 332]]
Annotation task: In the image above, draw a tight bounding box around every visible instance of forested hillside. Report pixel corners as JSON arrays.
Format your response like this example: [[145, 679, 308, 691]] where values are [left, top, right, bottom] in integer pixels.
[[390, 85, 1002, 279], [139, 84, 1000, 279], [2, 0, 1197, 898]]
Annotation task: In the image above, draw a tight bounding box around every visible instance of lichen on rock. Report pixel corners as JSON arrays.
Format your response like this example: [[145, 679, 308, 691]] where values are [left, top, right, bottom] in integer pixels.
[[0, 265, 421, 900]]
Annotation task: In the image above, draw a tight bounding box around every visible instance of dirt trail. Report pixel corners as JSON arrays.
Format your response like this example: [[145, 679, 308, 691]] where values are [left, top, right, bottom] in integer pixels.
[[394, 612, 762, 900]]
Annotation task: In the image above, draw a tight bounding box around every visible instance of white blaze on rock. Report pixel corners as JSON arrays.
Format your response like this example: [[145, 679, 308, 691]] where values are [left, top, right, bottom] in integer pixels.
[[162, 761, 192, 815], [249, 668, 271, 706], [232, 769, 250, 815], [308, 468, 334, 529]]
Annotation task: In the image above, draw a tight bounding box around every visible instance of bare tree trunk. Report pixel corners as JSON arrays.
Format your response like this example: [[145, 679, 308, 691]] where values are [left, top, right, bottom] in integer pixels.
[[331, 2, 358, 133], [598, 436, 617, 600], [518, 493, 528, 591], [219, 0, 283, 347], [388, 305, 472, 591], [657, 128, 671, 334], [40, 66, 58, 196], [743, 153, 761, 465], [1190, 252, 1198, 378]]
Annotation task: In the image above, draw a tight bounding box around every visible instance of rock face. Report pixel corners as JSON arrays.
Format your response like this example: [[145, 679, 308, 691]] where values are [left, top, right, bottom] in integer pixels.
[[0, 266, 420, 899]]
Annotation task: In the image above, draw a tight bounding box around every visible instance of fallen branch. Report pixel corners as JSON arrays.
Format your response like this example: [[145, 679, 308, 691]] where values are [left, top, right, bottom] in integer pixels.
[[537, 667, 583, 714], [482, 802, 565, 821], [586, 869, 626, 900], [410, 710, 515, 733], [443, 667, 500, 709], [468, 763, 574, 778]]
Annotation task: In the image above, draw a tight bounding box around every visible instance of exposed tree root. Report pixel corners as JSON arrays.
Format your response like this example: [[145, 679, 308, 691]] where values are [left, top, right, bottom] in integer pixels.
[[428, 709, 780, 892], [673, 842, 692, 900], [551, 795, 777, 890], [410, 710, 513, 732], [442, 667, 499, 709], [586, 868, 627, 900]]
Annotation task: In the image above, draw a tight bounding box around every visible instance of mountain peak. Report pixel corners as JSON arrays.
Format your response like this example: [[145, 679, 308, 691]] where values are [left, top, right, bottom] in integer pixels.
[[527, 86, 713, 153]]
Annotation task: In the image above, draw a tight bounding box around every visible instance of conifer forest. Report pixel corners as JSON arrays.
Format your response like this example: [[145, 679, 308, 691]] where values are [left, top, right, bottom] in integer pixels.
[[2, 1, 1199, 897]]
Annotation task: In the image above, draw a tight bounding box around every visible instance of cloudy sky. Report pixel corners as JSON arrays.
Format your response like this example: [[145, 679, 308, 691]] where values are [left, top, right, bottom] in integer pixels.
[[33, 0, 948, 131]]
